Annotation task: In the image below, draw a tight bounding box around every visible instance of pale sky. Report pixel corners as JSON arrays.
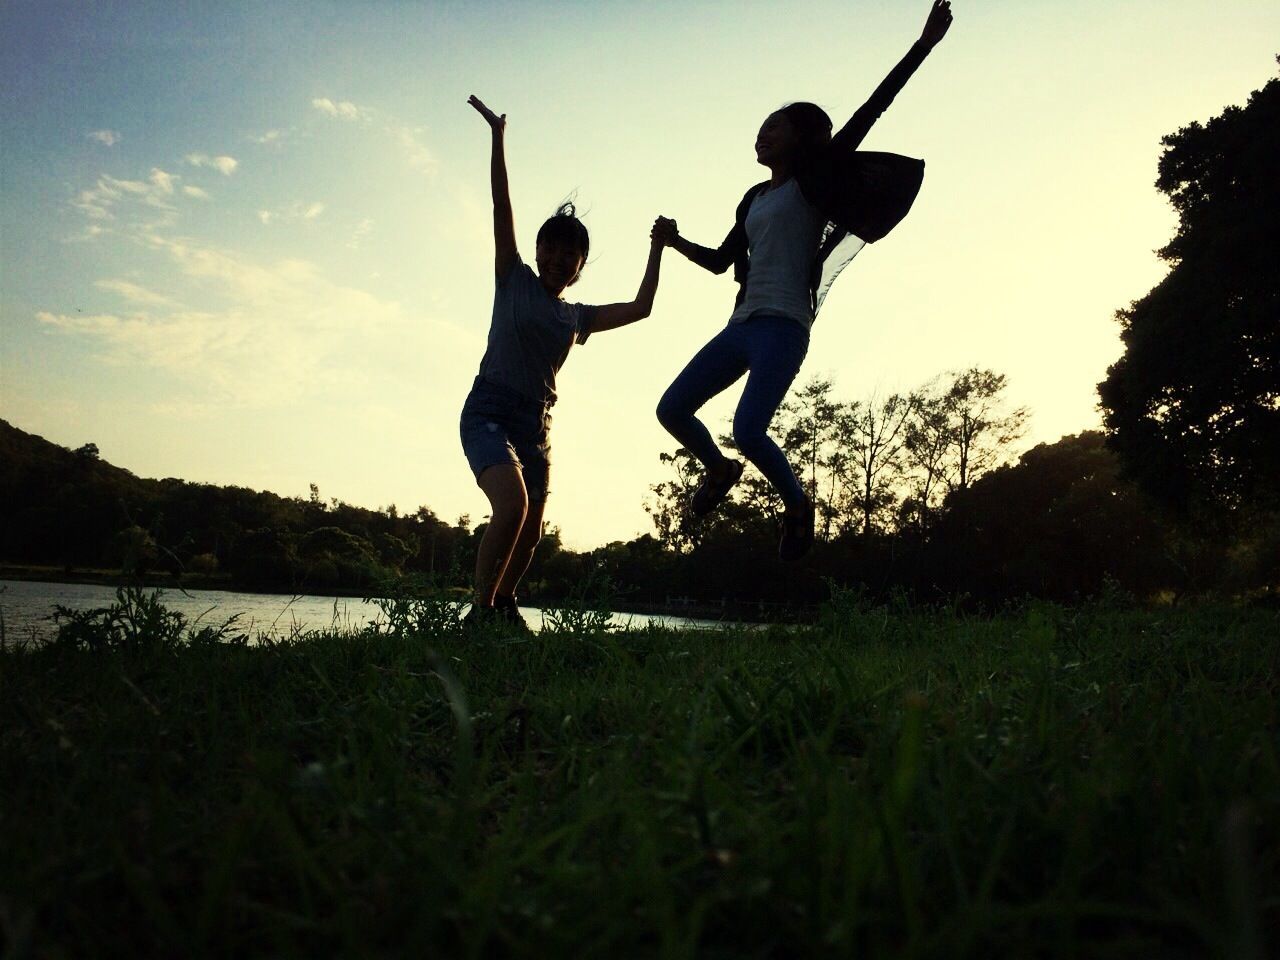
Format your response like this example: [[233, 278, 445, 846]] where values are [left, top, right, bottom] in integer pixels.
[[2, 1, 1276, 549]]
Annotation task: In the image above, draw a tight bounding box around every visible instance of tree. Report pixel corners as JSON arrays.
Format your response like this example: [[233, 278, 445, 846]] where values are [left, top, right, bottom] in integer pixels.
[[780, 376, 841, 515], [1099, 63, 1280, 518], [376, 532, 414, 570], [900, 369, 1028, 530], [645, 449, 705, 553], [844, 392, 912, 537], [901, 379, 954, 532], [944, 368, 1029, 493], [931, 431, 1178, 601]]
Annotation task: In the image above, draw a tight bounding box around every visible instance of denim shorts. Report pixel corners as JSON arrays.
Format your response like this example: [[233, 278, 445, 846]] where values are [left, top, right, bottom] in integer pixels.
[[459, 377, 553, 502]]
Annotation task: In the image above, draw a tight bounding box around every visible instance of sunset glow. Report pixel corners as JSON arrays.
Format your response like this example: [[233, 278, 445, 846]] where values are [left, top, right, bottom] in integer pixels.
[[3, 0, 1276, 548]]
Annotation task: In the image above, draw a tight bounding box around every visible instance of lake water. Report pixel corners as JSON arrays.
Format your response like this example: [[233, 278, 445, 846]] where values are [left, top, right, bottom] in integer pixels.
[[0, 579, 730, 645]]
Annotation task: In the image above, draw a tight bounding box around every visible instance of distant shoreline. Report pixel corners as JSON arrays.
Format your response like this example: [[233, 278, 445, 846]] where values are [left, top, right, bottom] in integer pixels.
[[0, 565, 355, 597]]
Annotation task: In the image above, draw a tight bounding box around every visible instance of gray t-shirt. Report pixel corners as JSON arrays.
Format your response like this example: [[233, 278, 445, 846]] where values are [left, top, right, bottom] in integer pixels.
[[728, 177, 826, 331], [476, 258, 598, 405]]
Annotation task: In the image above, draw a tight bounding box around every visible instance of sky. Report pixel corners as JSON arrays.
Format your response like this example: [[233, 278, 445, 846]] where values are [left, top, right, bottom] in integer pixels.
[[2, 1, 1277, 550]]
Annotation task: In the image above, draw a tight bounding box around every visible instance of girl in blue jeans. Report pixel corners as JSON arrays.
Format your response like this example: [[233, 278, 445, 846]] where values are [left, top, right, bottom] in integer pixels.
[[654, 0, 953, 560]]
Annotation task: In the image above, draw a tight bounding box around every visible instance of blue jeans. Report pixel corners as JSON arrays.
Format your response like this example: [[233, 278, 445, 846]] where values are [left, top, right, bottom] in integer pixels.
[[656, 314, 809, 508]]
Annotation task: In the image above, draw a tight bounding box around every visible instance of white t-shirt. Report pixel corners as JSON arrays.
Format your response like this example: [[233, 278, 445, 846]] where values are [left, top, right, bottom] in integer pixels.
[[728, 178, 826, 331]]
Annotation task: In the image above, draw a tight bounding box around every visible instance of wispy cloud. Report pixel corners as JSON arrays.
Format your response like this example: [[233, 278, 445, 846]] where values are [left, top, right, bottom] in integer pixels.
[[94, 279, 181, 308], [249, 128, 288, 147], [38, 234, 472, 408], [307, 97, 434, 176], [184, 153, 238, 175], [348, 218, 374, 249], [149, 168, 177, 195], [64, 224, 107, 244], [88, 129, 121, 147], [183, 185, 210, 200], [72, 170, 179, 223], [311, 97, 365, 121], [392, 125, 436, 174], [257, 201, 325, 226]]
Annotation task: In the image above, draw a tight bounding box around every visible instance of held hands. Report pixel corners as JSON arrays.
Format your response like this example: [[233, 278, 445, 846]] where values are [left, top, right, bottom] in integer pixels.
[[467, 94, 506, 133], [919, 0, 953, 48], [651, 216, 679, 247]]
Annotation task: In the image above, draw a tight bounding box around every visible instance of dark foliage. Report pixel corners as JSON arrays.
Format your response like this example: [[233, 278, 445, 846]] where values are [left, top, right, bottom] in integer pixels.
[[0, 420, 473, 593], [1099, 65, 1280, 519]]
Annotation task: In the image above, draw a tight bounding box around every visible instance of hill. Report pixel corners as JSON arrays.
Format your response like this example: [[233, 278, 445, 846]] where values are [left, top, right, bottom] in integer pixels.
[[0, 419, 474, 593]]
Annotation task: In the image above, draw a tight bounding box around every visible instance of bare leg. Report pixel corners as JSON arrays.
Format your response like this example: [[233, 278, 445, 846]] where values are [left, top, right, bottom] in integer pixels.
[[473, 464, 528, 606], [497, 496, 547, 598]]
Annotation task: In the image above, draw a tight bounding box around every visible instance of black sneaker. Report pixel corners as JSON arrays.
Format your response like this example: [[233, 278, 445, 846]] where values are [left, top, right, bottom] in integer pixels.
[[690, 458, 744, 517], [462, 602, 498, 632], [494, 593, 534, 632], [778, 497, 815, 562]]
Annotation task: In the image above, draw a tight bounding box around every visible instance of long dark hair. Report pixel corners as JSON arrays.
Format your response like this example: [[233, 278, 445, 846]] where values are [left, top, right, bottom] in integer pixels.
[[780, 101, 833, 170]]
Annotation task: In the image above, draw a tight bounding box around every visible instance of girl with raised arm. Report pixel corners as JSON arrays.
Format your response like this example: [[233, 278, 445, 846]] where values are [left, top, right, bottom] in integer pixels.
[[461, 95, 664, 630], [653, 0, 953, 561]]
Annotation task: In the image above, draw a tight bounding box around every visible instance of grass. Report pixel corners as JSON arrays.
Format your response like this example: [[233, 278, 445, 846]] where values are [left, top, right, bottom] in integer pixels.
[[1, 590, 1277, 958]]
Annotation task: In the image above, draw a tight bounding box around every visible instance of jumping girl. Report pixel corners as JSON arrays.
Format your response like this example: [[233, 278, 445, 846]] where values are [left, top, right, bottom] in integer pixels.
[[461, 95, 664, 629], [653, 0, 953, 561]]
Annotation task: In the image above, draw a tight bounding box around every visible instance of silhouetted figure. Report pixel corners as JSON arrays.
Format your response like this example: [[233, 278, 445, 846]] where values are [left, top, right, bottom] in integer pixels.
[[461, 96, 665, 630], [653, 0, 953, 561]]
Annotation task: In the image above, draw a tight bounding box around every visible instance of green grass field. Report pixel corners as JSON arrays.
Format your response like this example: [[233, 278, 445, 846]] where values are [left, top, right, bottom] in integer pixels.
[[2, 591, 1277, 958]]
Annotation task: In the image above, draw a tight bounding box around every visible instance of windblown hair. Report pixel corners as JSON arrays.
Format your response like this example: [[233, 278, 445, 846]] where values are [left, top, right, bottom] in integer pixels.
[[536, 201, 590, 274], [780, 101, 833, 170]]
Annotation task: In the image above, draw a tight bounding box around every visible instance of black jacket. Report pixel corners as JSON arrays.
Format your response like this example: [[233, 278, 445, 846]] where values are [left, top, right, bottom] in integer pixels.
[[690, 40, 933, 313]]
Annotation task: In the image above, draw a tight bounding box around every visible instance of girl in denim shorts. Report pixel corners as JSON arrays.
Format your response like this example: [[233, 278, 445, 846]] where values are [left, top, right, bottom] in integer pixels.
[[461, 95, 665, 630]]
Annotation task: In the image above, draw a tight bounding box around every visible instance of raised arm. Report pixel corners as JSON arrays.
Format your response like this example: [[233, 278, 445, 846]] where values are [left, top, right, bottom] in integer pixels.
[[589, 226, 666, 334], [832, 0, 953, 152], [467, 95, 518, 279], [653, 215, 743, 276]]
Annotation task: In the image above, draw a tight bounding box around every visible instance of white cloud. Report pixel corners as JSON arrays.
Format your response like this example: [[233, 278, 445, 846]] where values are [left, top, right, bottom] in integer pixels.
[[73, 187, 116, 221], [64, 223, 108, 243], [88, 129, 121, 147], [309, 98, 433, 174], [392, 125, 436, 174], [38, 234, 474, 408], [311, 97, 364, 120], [94, 279, 180, 308], [185, 153, 238, 175], [149, 168, 177, 195], [72, 173, 176, 223], [38, 311, 125, 333], [70, 153, 227, 243], [348, 218, 374, 249], [257, 201, 326, 226], [249, 128, 287, 146]]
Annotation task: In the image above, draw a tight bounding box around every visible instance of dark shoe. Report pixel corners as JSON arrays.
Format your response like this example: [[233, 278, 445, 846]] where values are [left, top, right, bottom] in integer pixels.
[[778, 498, 815, 562], [690, 459, 744, 517], [494, 593, 534, 632], [462, 602, 498, 632]]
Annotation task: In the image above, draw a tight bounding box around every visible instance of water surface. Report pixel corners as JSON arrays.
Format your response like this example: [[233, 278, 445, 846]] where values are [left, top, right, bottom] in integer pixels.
[[0, 579, 729, 645]]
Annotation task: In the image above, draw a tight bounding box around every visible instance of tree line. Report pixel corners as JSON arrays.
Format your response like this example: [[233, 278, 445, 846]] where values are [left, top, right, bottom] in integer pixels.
[[0, 420, 475, 594], [647, 367, 1027, 554]]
